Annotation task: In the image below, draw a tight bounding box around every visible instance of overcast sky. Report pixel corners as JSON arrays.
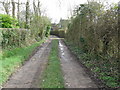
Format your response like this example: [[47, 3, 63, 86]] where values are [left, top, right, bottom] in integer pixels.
[[0, 0, 119, 23], [39, 0, 119, 23]]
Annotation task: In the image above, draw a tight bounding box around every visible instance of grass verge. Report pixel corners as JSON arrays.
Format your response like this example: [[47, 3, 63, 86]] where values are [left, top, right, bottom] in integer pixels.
[[0, 39, 46, 87], [41, 40, 64, 88]]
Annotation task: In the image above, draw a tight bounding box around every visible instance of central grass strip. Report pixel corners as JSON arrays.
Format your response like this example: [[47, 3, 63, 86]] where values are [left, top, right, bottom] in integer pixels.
[[0, 39, 46, 87], [41, 40, 64, 88]]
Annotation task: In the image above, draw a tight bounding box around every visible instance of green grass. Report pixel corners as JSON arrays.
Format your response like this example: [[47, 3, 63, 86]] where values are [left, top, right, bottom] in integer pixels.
[[0, 30, 2, 54], [0, 39, 45, 86], [41, 40, 64, 88]]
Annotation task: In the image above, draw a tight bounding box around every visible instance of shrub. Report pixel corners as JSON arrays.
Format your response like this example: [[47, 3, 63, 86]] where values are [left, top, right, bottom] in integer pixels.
[[0, 14, 19, 28], [50, 29, 65, 38], [1, 29, 30, 49]]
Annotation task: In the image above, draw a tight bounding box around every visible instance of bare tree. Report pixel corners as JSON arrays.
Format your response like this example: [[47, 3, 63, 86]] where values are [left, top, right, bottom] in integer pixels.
[[33, 0, 36, 15], [11, 0, 16, 18], [17, 0, 20, 21], [0, 0, 10, 15], [33, 0, 41, 16], [26, 0, 30, 28], [15, 1, 26, 27], [38, 0, 41, 16]]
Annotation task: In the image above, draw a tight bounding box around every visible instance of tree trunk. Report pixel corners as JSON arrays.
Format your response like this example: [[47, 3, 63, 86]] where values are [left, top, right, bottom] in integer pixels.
[[17, 0, 20, 23], [26, 0, 29, 28], [102, 34, 109, 55], [11, 0, 15, 18], [1, 1, 10, 15], [38, 0, 41, 16]]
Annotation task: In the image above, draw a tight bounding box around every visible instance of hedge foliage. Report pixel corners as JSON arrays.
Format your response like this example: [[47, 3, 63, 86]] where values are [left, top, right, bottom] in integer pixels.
[[65, 1, 119, 88], [0, 14, 51, 50], [50, 29, 65, 38], [0, 14, 19, 28], [1, 29, 31, 49]]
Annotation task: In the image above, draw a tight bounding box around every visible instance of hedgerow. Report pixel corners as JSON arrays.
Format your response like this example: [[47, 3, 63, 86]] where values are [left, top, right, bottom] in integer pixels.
[[65, 1, 119, 88]]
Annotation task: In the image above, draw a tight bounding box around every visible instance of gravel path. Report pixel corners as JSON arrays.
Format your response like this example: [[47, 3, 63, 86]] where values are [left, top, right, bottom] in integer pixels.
[[3, 39, 51, 88], [59, 40, 97, 88]]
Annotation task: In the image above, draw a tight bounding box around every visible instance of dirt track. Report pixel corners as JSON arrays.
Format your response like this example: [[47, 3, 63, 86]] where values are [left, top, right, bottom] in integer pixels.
[[3, 39, 51, 88], [59, 40, 97, 88], [2, 37, 98, 88]]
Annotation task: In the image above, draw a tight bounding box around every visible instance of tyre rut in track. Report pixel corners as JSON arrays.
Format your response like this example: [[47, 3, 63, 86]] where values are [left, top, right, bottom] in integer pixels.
[[59, 40, 97, 88], [3, 39, 52, 88]]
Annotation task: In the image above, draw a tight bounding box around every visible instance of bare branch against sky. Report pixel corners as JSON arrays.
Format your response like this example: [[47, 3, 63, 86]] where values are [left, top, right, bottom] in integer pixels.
[[0, 0, 119, 23]]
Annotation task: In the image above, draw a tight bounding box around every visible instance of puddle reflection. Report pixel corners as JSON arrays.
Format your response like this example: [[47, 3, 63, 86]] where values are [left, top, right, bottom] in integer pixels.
[[59, 41, 65, 56]]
